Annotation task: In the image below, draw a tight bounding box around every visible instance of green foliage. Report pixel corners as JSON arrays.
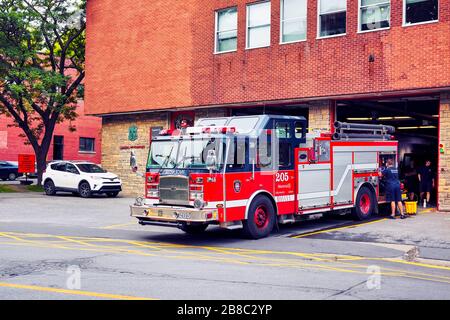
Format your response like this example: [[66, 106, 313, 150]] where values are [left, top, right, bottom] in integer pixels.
[[26, 184, 44, 192], [0, 185, 17, 193], [0, 0, 86, 183]]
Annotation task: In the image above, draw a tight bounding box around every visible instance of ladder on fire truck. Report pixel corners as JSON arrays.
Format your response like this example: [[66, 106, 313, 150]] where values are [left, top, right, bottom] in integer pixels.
[[333, 121, 395, 141]]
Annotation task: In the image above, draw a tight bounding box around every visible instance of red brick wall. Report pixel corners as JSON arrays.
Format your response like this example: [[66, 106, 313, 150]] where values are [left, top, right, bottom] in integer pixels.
[[0, 100, 102, 163], [85, 0, 196, 115], [86, 0, 450, 115]]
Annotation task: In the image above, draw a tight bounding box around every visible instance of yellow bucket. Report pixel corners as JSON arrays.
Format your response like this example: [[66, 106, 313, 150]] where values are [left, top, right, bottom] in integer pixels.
[[404, 201, 418, 215]]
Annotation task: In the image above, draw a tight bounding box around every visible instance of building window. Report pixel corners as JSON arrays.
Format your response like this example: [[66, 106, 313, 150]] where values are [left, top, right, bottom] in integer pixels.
[[215, 7, 238, 53], [79, 137, 95, 152], [318, 0, 347, 38], [247, 1, 271, 49], [404, 0, 438, 25], [359, 0, 390, 32], [280, 0, 307, 43]]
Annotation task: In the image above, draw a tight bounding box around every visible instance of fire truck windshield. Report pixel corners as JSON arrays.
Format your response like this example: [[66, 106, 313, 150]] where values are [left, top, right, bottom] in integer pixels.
[[147, 138, 224, 170]]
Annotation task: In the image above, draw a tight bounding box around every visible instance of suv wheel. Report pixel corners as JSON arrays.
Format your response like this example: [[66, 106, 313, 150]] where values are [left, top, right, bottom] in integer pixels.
[[44, 180, 56, 196], [79, 182, 92, 198]]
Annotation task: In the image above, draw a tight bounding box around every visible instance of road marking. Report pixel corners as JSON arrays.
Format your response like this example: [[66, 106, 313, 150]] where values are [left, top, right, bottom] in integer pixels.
[[292, 218, 387, 239], [0, 282, 156, 300], [381, 258, 450, 271], [1, 231, 450, 284], [0, 232, 70, 250], [99, 222, 136, 230]]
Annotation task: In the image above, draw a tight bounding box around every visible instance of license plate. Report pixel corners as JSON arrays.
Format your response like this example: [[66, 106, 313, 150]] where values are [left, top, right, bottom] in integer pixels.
[[175, 212, 191, 220]]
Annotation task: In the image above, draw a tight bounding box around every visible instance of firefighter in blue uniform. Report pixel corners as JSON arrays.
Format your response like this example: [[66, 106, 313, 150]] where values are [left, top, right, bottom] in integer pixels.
[[382, 158, 406, 219]]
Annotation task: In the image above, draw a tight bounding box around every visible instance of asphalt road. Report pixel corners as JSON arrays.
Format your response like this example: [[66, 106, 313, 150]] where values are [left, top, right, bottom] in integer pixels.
[[1, 192, 450, 300]]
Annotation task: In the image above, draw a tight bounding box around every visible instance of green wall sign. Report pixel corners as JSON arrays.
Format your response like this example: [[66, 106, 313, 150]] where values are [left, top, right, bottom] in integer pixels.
[[128, 124, 138, 141]]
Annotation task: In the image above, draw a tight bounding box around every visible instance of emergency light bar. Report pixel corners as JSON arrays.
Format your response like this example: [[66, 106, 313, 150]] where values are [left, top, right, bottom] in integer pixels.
[[186, 126, 237, 135]]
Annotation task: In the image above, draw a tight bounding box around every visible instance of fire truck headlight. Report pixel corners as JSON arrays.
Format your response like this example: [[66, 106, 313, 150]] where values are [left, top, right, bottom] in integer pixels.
[[190, 191, 203, 201], [194, 199, 206, 210], [147, 191, 159, 198]]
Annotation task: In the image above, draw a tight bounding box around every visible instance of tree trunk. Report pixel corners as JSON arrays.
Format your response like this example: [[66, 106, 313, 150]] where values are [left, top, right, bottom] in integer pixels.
[[35, 115, 58, 186], [35, 150, 48, 186]]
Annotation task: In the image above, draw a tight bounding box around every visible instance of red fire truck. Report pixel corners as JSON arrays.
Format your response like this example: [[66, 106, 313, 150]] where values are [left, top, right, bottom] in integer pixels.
[[130, 115, 397, 239]]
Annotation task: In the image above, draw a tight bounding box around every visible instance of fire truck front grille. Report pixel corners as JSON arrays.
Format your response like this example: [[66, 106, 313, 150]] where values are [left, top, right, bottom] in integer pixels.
[[159, 176, 189, 205]]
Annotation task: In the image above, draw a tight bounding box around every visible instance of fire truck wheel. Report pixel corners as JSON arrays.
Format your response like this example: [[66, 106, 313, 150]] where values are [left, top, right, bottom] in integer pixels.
[[353, 186, 375, 221], [243, 195, 276, 239], [179, 223, 208, 234]]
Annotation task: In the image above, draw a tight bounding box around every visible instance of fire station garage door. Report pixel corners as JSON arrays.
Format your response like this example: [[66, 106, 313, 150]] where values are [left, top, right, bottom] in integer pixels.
[[336, 97, 439, 206]]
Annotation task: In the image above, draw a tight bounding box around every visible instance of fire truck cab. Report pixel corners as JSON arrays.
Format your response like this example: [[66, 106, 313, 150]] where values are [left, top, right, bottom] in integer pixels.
[[130, 115, 398, 239]]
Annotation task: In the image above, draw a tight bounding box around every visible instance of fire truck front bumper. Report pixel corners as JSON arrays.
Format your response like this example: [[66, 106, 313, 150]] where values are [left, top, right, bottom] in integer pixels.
[[130, 201, 219, 226]]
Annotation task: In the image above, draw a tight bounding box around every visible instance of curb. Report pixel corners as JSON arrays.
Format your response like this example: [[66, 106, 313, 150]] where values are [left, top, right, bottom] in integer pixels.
[[369, 242, 450, 268]]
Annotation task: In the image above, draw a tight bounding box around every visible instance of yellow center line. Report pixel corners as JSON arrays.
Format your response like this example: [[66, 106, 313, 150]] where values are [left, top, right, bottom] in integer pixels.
[[1, 231, 450, 282], [56, 236, 98, 247], [292, 218, 387, 238], [0, 282, 156, 300], [99, 222, 137, 230], [0, 232, 70, 250]]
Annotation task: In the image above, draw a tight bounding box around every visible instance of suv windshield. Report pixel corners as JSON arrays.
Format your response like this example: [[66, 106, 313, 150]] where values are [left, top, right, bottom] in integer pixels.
[[147, 138, 224, 170], [76, 163, 106, 173]]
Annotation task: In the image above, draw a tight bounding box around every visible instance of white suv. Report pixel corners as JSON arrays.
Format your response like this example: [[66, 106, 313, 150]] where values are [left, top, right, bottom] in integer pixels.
[[43, 161, 122, 198]]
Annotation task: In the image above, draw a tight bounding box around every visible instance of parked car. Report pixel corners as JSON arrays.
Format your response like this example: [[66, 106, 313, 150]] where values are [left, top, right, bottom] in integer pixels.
[[0, 161, 23, 181], [42, 161, 122, 198]]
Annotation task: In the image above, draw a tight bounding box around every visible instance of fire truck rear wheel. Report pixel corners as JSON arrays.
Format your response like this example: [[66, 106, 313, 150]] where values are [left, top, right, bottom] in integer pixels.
[[353, 186, 375, 221], [179, 223, 208, 234], [242, 195, 276, 239]]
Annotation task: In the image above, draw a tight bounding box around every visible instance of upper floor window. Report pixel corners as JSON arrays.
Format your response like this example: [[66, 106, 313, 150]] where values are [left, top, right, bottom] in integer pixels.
[[247, 1, 271, 49], [404, 0, 438, 25], [359, 0, 391, 32], [318, 0, 347, 38], [215, 7, 238, 53], [280, 0, 307, 43], [79, 137, 95, 152]]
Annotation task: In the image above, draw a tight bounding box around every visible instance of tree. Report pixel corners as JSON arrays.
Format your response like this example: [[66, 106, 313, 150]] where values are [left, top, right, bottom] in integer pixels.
[[0, 0, 85, 185]]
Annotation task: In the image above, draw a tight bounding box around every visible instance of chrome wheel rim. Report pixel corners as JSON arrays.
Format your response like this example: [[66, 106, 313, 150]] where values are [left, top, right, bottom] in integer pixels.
[[44, 182, 53, 194], [80, 184, 90, 196]]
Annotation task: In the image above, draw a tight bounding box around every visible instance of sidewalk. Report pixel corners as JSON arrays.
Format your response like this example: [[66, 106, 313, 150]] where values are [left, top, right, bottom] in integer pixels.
[[302, 209, 450, 262]]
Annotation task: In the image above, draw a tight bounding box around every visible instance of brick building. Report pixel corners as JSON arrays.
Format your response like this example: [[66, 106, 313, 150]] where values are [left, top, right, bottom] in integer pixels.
[[0, 100, 102, 164], [85, 0, 450, 208]]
